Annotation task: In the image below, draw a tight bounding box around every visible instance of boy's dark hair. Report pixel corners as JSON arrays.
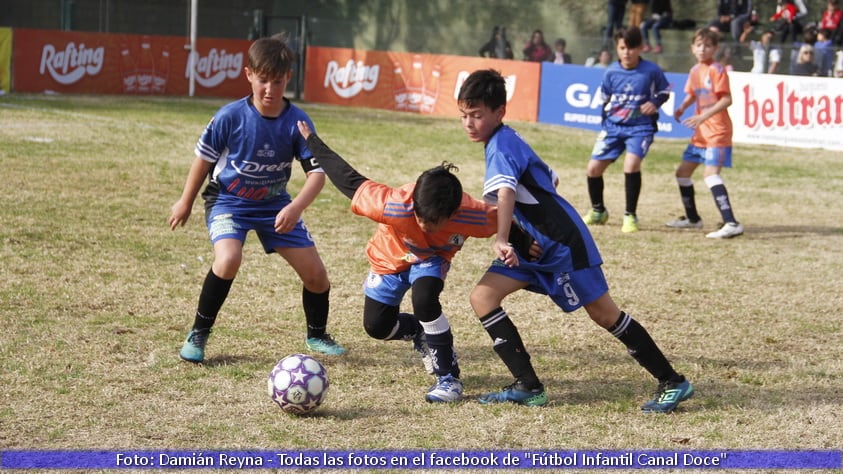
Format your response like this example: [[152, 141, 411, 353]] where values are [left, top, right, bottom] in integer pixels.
[[457, 69, 506, 111], [247, 32, 294, 79], [413, 162, 463, 223], [693, 27, 721, 46], [613, 27, 643, 48]]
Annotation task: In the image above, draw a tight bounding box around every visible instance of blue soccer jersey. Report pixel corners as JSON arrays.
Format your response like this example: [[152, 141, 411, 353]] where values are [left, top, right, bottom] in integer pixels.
[[600, 59, 670, 133], [195, 96, 320, 214], [483, 125, 603, 274]]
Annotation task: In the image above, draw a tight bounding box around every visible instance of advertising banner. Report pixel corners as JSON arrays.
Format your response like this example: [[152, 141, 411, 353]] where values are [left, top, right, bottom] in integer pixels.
[[729, 71, 843, 151], [304, 47, 540, 122], [537, 63, 693, 140], [12, 28, 251, 98], [0, 28, 11, 94]]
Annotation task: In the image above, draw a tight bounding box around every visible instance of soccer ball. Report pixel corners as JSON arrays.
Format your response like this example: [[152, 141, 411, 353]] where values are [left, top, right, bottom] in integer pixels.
[[267, 354, 329, 415]]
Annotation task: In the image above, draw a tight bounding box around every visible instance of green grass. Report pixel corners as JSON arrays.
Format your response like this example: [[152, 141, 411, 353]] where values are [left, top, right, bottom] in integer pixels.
[[1, 94, 842, 457]]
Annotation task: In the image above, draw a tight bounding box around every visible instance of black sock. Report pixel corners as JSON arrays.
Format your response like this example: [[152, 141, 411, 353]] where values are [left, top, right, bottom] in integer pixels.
[[608, 312, 682, 383], [303, 287, 330, 339], [625, 171, 642, 216], [587, 176, 606, 212], [426, 329, 459, 378], [710, 184, 737, 224], [479, 307, 541, 389], [679, 184, 701, 222], [192, 269, 233, 332]]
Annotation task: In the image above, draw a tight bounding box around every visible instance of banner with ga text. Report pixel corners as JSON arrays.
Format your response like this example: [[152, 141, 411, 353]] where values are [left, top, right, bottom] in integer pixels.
[[12, 28, 250, 97], [729, 71, 843, 151], [538, 63, 694, 140], [0, 28, 11, 94], [304, 46, 541, 122]]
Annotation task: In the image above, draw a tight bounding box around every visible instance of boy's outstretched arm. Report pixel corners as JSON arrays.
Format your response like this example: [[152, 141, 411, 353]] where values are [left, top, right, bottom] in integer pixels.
[[297, 121, 367, 200]]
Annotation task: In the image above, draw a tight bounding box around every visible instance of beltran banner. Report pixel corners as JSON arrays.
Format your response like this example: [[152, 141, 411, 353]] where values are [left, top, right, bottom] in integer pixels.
[[729, 71, 843, 151], [537, 63, 693, 140]]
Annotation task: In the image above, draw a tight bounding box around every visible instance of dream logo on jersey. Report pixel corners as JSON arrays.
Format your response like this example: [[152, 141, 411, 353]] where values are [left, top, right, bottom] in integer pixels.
[[232, 159, 291, 178]]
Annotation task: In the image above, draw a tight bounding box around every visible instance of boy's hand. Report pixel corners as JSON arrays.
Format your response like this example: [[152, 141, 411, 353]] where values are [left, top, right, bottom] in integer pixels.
[[275, 203, 303, 234], [297, 120, 312, 139], [682, 115, 705, 129], [494, 240, 520, 267], [169, 199, 192, 230], [640, 101, 659, 116], [674, 106, 685, 122]]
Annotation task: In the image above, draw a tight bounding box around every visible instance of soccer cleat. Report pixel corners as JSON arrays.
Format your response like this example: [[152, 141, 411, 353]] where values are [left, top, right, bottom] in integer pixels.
[[305, 333, 347, 355], [653, 45, 664, 54], [179, 329, 211, 363], [583, 209, 609, 225], [641, 379, 694, 413], [642, 44, 652, 53], [705, 222, 744, 239], [666, 216, 703, 229], [621, 214, 639, 233], [425, 374, 464, 403], [413, 331, 435, 375], [477, 380, 547, 407]]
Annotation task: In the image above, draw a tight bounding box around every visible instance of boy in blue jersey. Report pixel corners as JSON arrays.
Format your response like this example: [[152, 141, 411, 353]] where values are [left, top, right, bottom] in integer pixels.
[[584, 27, 671, 233], [457, 68, 692, 413], [169, 33, 345, 363]]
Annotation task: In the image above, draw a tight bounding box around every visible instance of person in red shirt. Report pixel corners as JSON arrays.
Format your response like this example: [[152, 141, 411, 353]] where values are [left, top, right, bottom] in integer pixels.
[[819, 0, 843, 45], [296, 120, 538, 404], [667, 28, 743, 239]]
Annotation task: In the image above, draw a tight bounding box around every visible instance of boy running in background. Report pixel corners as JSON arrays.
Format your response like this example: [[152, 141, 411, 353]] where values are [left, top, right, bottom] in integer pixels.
[[668, 28, 743, 239], [584, 27, 671, 233], [169, 34, 345, 363], [457, 68, 693, 413], [297, 121, 538, 403]]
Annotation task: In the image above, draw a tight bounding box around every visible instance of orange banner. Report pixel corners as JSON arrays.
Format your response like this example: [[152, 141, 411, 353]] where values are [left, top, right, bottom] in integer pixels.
[[12, 28, 251, 97], [304, 47, 540, 122]]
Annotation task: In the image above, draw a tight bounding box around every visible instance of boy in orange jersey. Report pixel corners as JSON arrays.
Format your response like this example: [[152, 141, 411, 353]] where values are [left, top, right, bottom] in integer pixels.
[[296, 121, 538, 403], [667, 28, 743, 239]]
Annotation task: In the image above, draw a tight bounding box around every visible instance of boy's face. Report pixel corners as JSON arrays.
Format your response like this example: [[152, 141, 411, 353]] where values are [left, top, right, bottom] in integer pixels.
[[458, 101, 505, 144], [616, 39, 641, 69], [245, 67, 292, 117], [691, 37, 717, 64]]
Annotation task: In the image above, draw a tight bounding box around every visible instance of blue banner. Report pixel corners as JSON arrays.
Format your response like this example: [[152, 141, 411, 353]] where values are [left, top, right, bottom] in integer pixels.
[[2, 450, 841, 469], [537, 63, 694, 140]]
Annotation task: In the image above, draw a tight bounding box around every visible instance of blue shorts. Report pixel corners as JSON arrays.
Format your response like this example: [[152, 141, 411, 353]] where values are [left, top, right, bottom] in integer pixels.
[[681, 144, 733, 168], [486, 262, 609, 313], [591, 129, 654, 160], [363, 256, 451, 306], [206, 211, 315, 253]]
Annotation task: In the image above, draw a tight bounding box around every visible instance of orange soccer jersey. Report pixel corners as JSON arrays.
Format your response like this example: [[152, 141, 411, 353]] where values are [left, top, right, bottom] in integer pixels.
[[350, 180, 497, 275], [685, 61, 733, 148]]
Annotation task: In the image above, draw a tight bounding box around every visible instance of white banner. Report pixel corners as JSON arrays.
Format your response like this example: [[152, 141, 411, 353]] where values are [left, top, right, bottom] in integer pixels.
[[729, 71, 843, 151]]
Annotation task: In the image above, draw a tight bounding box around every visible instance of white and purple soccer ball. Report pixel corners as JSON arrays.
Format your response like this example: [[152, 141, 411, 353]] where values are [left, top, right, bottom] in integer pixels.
[[267, 354, 329, 415]]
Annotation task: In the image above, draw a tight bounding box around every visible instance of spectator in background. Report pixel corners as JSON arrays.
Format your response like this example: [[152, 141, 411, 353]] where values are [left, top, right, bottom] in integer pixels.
[[479, 26, 514, 59], [553, 38, 574, 64], [834, 50, 843, 76], [814, 29, 835, 76], [770, 0, 808, 44], [605, 0, 628, 47], [641, 0, 673, 54], [791, 44, 819, 75], [715, 42, 735, 70], [742, 27, 781, 73], [818, 0, 843, 46], [629, 0, 650, 28], [595, 48, 614, 67], [788, 25, 817, 74], [523, 30, 554, 62], [709, 0, 752, 41]]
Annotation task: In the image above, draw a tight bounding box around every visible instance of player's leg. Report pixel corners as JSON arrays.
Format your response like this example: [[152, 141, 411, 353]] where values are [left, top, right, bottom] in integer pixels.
[[470, 270, 546, 406], [179, 218, 245, 363], [276, 244, 346, 355], [582, 290, 693, 413], [362, 271, 432, 374], [620, 134, 652, 233], [409, 276, 463, 402], [702, 147, 743, 239], [667, 146, 704, 229], [585, 131, 623, 224]]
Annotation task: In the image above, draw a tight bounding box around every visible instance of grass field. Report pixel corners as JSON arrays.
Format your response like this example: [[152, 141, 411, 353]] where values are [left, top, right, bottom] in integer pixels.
[[1, 93, 842, 466]]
